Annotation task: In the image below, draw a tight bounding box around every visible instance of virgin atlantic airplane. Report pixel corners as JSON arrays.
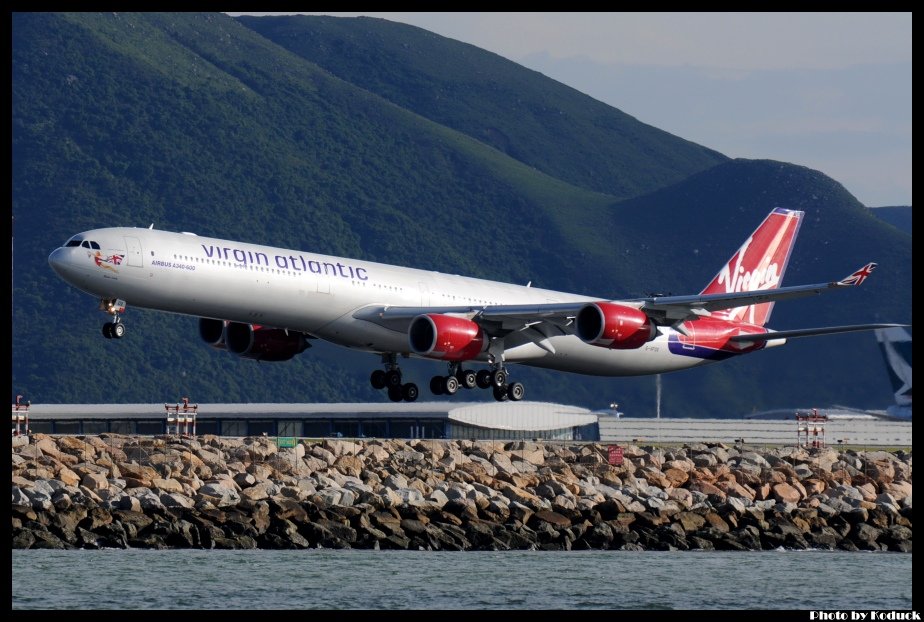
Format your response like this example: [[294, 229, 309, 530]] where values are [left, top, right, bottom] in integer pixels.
[[48, 208, 902, 402]]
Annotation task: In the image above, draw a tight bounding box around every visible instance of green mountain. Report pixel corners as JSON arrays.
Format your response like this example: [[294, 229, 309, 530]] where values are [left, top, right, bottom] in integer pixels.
[[236, 15, 727, 201], [11, 12, 911, 418]]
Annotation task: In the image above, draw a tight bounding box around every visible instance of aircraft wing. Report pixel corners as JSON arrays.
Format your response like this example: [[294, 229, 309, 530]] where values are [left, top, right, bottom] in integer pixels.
[[353, 302, 583, 334], [353, 262, 883, 336]]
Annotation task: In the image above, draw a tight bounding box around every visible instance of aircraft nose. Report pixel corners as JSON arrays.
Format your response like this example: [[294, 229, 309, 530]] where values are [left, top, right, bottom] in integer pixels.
[[48, 247, 68, 277]]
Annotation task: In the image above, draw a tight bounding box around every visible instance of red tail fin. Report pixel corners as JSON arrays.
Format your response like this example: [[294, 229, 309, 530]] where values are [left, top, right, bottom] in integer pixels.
[[701, 208, 803, 326]]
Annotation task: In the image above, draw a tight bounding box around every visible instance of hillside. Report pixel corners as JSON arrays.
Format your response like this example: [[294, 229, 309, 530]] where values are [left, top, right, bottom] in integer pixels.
[[236, 14, 727, 200], [871, 206, 912, 235], [11, 12, 911, 418]]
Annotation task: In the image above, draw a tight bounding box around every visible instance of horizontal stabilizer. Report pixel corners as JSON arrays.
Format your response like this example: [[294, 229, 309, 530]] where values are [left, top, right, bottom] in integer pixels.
[[639, 262, 881, 326], [728, 323, 908, 344]]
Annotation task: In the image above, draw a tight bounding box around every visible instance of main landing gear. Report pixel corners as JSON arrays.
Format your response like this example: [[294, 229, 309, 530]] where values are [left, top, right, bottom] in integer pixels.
[[475, 364, 525, 402], [429, 362, 524, 401], [99, 298, 127, 340], [369, 356, 525, 403], [369, 353, 419, 403], [429, 362, 476, 396]]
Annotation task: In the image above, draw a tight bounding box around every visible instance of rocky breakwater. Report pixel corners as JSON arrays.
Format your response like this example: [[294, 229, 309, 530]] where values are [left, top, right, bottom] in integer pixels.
[[11, 434, 912, 552]]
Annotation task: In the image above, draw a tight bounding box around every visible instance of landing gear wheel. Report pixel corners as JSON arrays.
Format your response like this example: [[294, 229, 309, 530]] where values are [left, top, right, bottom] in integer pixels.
[[430, 376, 445, 395], [492, 385, 509, 402], [491, 369, 508, 387], [387, 385, 404, 402], [443, 376, 459, 395], [102, 323, 114, 339], [112, 322, 125, 339], [458, 369, 477, 389], [476, 370, 492, 389], [402, 383, 419, 402], [370, 370, 386, 390], [507, 382, 525, 401], [384, 369, 403, 388]]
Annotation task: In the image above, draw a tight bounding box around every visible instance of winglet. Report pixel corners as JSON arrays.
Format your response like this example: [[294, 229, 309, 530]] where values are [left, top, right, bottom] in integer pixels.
[[837, 262, 877, 287]]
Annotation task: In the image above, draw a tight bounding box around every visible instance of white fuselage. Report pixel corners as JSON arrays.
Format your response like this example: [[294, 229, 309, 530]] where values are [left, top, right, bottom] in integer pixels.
[[48, 227, 709, 376]]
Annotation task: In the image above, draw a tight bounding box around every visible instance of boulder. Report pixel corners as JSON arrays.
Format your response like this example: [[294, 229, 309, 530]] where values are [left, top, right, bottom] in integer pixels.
[[771, 483, 801, 504]]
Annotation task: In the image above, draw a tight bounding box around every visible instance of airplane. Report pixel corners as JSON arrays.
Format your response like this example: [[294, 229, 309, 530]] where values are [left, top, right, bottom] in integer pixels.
[[48, 208, 905, 403], [875, 326, 912, 420]]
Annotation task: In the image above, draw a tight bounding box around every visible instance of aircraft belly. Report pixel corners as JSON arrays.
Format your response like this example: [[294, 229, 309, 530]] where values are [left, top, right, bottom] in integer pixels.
[[517, 335, 703, 376], [314, 320, 408, 352]]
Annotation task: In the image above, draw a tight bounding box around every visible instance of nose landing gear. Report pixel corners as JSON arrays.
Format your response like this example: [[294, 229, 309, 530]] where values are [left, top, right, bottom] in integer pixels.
[[100, 299, 127, 339]]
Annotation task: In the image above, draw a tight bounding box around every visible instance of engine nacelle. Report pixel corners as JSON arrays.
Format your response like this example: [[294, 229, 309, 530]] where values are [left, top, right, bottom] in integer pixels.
[[576, 302, 656, 349], [225, 322, 310, 362], [408, 314, 488, 361], [199, 318, 227, 350]]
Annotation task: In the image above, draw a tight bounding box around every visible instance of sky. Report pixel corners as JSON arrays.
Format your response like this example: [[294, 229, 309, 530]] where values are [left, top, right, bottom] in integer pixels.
[[234, 12, 912, 207]]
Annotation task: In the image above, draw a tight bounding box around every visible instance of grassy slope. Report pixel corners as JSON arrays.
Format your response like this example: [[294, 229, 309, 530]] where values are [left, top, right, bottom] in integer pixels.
[[237, 14, 728, 200]]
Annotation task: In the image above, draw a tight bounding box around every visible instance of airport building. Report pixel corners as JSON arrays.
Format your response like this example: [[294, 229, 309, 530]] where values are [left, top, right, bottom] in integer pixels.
[[17, 402, 912, 446], [21, 402, 600, 441]]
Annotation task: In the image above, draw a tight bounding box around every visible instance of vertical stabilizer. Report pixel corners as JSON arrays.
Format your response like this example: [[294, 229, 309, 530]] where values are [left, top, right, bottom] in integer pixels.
[[875, 327, 912, 417], [700, 208, 803, 326]]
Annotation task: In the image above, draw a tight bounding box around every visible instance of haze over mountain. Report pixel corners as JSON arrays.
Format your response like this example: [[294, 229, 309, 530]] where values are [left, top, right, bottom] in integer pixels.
[[11, 12, 911, 417], [870, 206, 912, 236]]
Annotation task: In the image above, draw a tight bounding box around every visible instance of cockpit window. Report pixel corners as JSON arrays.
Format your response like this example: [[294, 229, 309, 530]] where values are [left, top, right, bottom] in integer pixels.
[[81, 241, 91, 248], [90, 241, 100, 249], [65, 238, 83, 247]]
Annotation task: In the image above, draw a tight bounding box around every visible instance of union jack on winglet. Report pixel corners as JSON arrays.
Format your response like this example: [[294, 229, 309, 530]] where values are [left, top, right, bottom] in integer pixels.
[[837, 262, 877, 287]]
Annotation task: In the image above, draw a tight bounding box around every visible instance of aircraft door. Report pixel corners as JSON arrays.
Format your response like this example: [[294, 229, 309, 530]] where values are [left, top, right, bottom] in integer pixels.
[[419, 282, 430, 306], [317, 273, 330, 294], [124, 236, 143, 268]]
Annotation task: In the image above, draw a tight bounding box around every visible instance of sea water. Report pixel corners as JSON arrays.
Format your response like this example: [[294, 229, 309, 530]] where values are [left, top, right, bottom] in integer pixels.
[[12, 549, 912, 610]]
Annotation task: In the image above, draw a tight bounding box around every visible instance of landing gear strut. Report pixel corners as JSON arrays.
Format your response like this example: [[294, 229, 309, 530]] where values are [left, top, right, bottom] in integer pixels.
[[100, 299, 127, 340], [481, 338, 524, 402], [369, 353, 418, 402]]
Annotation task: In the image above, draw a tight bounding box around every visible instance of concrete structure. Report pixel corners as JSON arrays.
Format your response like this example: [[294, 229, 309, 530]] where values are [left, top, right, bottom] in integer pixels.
[[598, 417, 912, 447], [21, 404, 912, 446], [23, 402, 598, 441]]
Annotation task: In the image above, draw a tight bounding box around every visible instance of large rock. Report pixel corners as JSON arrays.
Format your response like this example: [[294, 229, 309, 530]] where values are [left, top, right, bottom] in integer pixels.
[[334, 455, 365, 478], [692, 454, 718, 468], [310, 446, 336, 466], [412, 440, 446, 461], [497, 482, 542, 508], [675, 512, 706, 533], [771, 483, 802, 504], [530, 510, 572, 529], [849, 523, 883, 550], [160, 493, 195, 509], [80, 472, 110, 491], [58, 436, 97, 459], [197, 483, 241, 508], [323, 439, 362, 457], [663, 468, 689, 487], [691, 481, 727, 503], [151, 478, 185, 494]]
